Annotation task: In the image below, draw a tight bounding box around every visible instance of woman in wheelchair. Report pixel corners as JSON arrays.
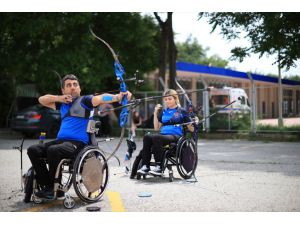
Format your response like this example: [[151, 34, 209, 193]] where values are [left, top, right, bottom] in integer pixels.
[[136, 89, 195, 176]]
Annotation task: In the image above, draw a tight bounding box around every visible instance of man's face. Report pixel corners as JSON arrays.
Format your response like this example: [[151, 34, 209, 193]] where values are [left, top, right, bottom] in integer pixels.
[[62, 79, 81, 97]]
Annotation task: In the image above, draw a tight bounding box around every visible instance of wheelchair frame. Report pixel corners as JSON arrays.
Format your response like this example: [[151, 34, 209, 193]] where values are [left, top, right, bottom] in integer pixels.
[[30, 144, 109, 209], [25, 120, 110, 209], [132, 134, 198, 182]]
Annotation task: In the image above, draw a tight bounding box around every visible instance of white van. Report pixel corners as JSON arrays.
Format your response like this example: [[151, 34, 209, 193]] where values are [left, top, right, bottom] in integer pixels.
[[209, 87, 251, 114]]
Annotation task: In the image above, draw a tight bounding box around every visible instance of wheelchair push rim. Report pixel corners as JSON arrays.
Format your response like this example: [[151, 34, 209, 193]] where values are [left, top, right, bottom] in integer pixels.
[[72, 146, 109, 203]]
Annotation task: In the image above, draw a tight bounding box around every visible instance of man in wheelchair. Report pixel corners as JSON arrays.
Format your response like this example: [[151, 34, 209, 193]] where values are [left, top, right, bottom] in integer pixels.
[[136, 89, 196, 177], [27, 74, 132, 199]]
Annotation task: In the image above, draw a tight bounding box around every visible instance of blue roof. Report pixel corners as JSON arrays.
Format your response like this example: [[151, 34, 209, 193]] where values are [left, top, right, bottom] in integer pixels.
[[176, 61, 300, 86]]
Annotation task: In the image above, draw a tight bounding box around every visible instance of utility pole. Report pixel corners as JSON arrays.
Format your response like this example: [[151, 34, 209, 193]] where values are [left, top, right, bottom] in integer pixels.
[[278, 51, 284, 127], [200, 77, 210, 132]]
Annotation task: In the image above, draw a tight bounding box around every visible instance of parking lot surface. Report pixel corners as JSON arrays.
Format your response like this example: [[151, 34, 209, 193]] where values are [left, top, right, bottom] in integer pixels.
[[0, 138, 300, 212]]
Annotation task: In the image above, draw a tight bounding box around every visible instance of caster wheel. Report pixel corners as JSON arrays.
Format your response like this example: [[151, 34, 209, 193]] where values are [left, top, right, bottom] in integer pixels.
[[32, 195, 43, 204], [63, 196, 75, 209], [137, 174, 141, 180], [142, 175, 146, 179]]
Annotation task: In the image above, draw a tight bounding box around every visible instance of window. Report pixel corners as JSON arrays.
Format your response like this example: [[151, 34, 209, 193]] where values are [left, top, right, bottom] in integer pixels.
[[240, 96, 246, 105], [211, 95, 229, 105]]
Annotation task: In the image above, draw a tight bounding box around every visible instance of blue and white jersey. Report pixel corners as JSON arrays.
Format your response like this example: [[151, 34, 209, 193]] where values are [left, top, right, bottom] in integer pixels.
[[55, 95, 93, 144], [158, 107, 191, 136]]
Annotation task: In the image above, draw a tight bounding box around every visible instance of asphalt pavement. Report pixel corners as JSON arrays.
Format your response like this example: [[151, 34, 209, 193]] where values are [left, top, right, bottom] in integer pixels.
[[0, 137, 300, 212]]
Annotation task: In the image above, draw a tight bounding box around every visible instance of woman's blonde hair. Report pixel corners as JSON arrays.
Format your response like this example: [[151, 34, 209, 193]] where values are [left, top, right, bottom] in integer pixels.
[[163, 89, 181, 107]]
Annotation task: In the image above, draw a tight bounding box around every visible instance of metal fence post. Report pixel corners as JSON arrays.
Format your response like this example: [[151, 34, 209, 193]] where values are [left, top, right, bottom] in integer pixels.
[[247, 72, 257, 134]]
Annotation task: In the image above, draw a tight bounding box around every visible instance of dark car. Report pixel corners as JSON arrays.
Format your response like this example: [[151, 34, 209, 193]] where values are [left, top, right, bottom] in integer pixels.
[[10, 104, 61, 138]]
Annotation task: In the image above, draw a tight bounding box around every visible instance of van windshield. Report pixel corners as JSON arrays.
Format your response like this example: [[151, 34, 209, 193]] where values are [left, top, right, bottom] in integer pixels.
[[211, 95, 229, 105]]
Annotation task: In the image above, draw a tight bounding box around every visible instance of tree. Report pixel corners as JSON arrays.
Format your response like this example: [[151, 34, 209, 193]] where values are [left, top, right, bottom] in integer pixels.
[[154, 12, 177, 90], [176, 35, 228, 68], [0, 12, 160, 127], [285, 75, 300, 81], [199, 13, 300, 70], [199, 12, 300, 127]]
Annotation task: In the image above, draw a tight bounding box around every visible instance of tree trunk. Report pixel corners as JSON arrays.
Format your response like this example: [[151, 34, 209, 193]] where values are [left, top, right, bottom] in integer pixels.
[[154, 13, 168, 91], [167, 12, 177, 90], [154, 12, 177, 90]]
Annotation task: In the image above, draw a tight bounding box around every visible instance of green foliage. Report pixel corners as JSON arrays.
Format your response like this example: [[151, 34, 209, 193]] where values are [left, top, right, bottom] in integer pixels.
[[176, 35, 228, 67], [199, 12, 300, 70], [209, 113, 251, 131], [0, 12, 160, 127], [284, 75, 300, 81]]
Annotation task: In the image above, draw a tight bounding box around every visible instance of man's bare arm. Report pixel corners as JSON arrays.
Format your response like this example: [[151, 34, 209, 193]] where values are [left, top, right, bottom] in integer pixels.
[[39, 94, 72, 109], [91, 94, 121, 107]]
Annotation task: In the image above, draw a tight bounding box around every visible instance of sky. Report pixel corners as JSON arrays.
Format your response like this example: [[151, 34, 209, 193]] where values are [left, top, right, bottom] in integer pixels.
[[171, 12, 300, 78]]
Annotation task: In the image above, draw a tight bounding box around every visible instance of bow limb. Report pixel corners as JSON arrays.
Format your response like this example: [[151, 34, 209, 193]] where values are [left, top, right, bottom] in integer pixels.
[[89, 27, 128, 127], [175, 78, 191, 104], [175, 78, 199, 143], [90, 28, 129, 164], [89, 27, 119, 62]]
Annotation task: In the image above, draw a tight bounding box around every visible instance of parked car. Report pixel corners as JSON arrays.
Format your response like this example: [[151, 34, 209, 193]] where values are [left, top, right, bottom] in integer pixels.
[[10, 104, 61, 138]]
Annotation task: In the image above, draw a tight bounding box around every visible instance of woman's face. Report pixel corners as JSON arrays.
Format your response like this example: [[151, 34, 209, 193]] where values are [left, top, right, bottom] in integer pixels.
[[163, 96, 177, 108]]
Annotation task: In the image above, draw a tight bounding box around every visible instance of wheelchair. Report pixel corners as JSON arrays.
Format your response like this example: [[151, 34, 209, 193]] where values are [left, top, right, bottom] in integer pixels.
[[27, 121, 109, 209], [131, 132, 198, 182]]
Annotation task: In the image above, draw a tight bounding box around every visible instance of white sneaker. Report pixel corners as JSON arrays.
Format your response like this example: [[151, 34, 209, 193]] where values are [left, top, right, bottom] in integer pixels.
[[149, 165, 162, 176], [137, 165, 150, 175]]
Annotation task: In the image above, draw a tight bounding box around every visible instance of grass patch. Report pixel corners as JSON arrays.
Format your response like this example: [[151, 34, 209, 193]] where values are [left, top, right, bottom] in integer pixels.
[[256, 124, 300, 132]]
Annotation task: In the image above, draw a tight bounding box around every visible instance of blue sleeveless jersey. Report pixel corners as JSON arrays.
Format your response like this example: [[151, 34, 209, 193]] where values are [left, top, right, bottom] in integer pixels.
[[56, 95, 93, 144], [159, 107, 191, 136]]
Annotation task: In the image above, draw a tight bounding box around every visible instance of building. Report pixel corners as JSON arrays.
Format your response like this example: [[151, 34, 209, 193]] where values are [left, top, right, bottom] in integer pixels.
[[159, 61, 300, 119]]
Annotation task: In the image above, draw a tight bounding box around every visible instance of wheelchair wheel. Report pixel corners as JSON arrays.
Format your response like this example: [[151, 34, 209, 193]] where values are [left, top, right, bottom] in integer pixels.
[[176, 138, 197, 179], [72, 146, 109, 203], [32, 195, 43, 204], [135, 154, 144, 180], [63, 194, 76, 209]]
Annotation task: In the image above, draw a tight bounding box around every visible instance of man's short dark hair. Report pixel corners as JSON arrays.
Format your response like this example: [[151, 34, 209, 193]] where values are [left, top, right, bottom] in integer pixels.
[[61, 74, 79, 88]]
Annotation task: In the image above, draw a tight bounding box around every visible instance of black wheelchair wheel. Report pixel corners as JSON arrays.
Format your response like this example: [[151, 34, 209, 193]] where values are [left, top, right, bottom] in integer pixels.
[[72, 146, 109, 203], [176, 138, 197, 179], [131, 152, 144, 180], [130, 150, 142, 179]]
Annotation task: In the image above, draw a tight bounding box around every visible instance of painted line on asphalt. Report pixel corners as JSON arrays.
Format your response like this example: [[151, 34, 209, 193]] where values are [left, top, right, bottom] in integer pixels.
[[21, 191, 125, 212], [106, 191, 125, 212]]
